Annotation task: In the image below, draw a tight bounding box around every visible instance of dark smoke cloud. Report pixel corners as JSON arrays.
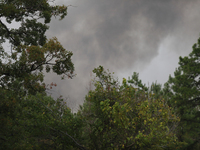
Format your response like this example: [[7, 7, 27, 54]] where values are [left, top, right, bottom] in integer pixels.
[[45, 0, 200, 111]]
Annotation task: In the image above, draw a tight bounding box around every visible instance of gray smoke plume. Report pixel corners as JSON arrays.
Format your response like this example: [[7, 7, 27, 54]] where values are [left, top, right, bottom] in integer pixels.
[[45, 0, 200, 111]]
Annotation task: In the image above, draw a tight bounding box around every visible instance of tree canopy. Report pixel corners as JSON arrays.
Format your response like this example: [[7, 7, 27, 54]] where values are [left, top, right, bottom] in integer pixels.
[[163, 37, 200, 149], [78, 66, 184, 150], [0, 0, 67, 46], [0, 0, 79, 149], [1, 0, 200, 149]]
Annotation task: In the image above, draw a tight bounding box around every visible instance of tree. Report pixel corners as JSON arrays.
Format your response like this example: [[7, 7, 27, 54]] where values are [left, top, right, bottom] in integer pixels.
[[1, 92, 84, 149], [0, 0, 67, 47], [0, 0, 85, 149], [78, 66, 184, 150], [164, 37, 200, 149], [0, 0, 74, 93]]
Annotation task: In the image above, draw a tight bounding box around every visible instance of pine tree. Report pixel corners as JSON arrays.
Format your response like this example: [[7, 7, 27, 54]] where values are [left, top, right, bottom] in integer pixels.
[[165, 37, 200, 149]]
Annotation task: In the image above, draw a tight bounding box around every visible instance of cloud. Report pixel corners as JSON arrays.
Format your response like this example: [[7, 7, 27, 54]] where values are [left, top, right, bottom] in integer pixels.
[[45, 0, 200, 110]]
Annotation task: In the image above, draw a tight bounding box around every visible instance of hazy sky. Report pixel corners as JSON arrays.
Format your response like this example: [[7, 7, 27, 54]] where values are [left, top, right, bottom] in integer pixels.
[[44, 0, 200, 111]]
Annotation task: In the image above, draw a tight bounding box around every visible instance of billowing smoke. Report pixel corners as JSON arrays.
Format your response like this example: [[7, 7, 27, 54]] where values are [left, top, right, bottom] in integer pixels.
[[45, 0, 200, 111]]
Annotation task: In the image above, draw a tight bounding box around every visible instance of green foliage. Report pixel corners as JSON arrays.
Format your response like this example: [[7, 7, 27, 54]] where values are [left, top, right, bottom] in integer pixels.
[[0, 0, 74, 96], [0, 1, 83, 149], [0, 92, 83, 149], [2, 0, 200, 149], [79, 66, 184, 150], [165, 37, 200, 149], [0, 0, 68, 46]]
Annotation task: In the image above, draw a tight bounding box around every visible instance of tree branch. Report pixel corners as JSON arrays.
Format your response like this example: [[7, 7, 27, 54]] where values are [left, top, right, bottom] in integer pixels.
[[0, 20, 20, 46], [48, 126, 87, 150]]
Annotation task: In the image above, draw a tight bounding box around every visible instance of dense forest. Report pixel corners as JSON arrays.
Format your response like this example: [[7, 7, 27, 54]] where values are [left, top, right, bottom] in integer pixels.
[[0, 0, 199, 149]]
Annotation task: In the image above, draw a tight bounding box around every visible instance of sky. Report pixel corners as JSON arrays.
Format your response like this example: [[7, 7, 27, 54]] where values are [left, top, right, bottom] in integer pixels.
[[43, 0, 200, 112]]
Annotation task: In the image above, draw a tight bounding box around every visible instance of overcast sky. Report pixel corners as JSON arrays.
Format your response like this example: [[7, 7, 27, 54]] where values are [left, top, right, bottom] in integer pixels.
[[44, 0, 200, 111]]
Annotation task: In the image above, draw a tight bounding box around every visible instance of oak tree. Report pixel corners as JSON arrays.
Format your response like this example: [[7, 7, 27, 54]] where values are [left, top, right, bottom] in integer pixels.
[[79, 66, 184, 150], [0, 0, 81, 149]]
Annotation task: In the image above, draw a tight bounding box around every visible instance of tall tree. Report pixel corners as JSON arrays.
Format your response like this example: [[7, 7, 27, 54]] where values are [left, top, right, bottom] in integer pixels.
[[79, 66, 184, 150], [165, 37, 200, 149], [0, 0, 85, 149], [0, 0, 74, 91]]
